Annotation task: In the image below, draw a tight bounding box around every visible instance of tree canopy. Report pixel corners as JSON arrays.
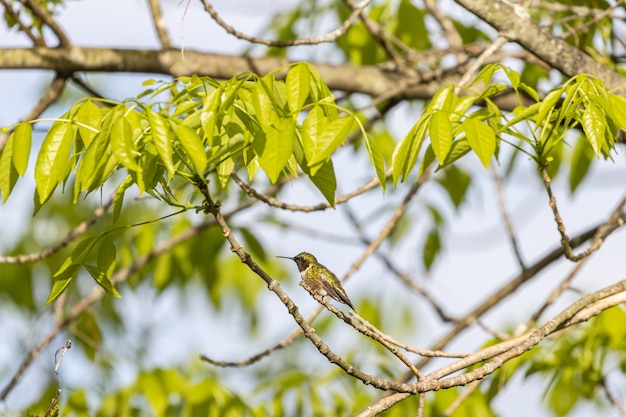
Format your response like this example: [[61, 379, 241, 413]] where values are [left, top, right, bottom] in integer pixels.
[[1, 0, 626, 416]]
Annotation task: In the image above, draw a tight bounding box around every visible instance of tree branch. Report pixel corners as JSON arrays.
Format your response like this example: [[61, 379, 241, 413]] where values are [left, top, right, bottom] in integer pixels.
[[453, 0, 626, 92]]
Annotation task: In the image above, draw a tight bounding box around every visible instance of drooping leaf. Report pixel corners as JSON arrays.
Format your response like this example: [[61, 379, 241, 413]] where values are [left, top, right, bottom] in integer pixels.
[[12, 122, 32, 176], [580, 104, 605, 157], [392, 116, 430, 184], [429, 111, 453, 163], [254, 118, 295, 183], [462, 117, 496, 168], [172, 122, 207, 175], [147, 109, 175, 177], [569, 134, 594, 193], [286, 63, 311, 113], [0, 129, 18, 202], [308, 158, 336, 207], [35, 120, 75, 203]]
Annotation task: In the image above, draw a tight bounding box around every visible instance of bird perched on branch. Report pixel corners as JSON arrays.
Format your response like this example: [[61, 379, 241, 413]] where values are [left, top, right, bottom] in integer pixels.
[[277, 252, 355, 310]]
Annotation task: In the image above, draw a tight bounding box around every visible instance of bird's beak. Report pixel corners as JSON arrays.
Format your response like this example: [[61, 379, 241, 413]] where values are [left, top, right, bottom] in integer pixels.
[[276, 255, 293, 260]]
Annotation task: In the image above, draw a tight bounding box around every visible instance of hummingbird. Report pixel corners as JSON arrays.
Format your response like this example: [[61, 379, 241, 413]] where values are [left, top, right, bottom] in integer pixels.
[[277, 252, 355, 310]]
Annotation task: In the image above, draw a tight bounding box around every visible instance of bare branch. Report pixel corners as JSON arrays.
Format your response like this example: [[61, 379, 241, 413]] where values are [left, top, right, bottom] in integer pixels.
[[0, 199, 112, 264], [0, 201, 256, 401], [147, 0, 172, 48], [199, 0, 370, 47], [541, 167, 626, 261], [455, 35, 508, 93], [0, 0, 44, 45], [491, 165, 526, 270], [19, 0, 70, 46], [231, 170, 386, 212], [197, 181, 418, 393], [453, 0, 626, 92]]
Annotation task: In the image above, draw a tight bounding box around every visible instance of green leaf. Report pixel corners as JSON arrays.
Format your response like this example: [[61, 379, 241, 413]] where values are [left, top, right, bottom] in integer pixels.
[[286, 63, 311, 113], [172, 122, 208, 175], [392, 116, 429, 184], [147, 109, 175, 176], [436, 165, 471, 209], [74, 100, 102, 147], [112, 175, 133, 224], [569, 134, 594, 193], [110, 111, 141, 171], [429, 111, 453, 162], [462, 117, 496, 168], [308, 114, 355, 168], [363, 131, 387, 192], [85, 264, 121, 298], [301, 105, 326, 169], [254, 118, 295, 183], [441, 138, 471, 168], [45, 264, 79, 305], [97, 237, 117, 277], [423, 228, 441, 271], [12, 122, 32, 176], [35, 120, 75, 203], [580, 104, 605, 157], [535, 89, 562, 128], [0, 129, 18, 202], [608, 95, 626, 129], [308, 158, 336, 207]]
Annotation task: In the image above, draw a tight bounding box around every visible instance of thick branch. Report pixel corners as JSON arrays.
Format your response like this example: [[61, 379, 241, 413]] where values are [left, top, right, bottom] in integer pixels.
[[454, 0, 626, 92]]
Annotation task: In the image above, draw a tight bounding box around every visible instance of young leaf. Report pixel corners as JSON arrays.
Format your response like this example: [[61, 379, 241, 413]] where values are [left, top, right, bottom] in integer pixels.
[[311, 115, 355, 167], [12, 122, 32, 176], [308, 158, 336, 207], [286, 63, 311, 113], [0, 129, 18, 202], [392, 116, 429, 184], [45, 264, 80, 305], [74, 100, 102, 147], [462, 117, 496, 168], [580, 104, 605, 157], [35, 120, 74, 203], [429, 111, 453, 163], [254, 118, 295, 183], [172, 122, 208, 175], [147, 109, 175, 177], [363, 131, 387, 192], [110, 112, 141, 171], [85, 265, 122, 298], [569, 135, 594, 193]]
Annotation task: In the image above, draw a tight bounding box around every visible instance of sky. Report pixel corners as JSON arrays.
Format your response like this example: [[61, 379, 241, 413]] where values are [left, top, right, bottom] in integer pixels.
[[1, 0, 626, 416]]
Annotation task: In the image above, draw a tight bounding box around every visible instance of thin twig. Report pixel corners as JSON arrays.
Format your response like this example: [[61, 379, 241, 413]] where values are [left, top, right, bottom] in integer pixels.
[[197, 181, 417, 392], [199, 0, 370, 47], [44, 340, 72, 417], [424, 0, 464, 52], [491, 164, 526, 270], [524, 258, 588, 328], [230, 169, 387, 212], [455, 35, 508, 94], [19, 0, 70, 46], [343, 204, 454, 322], [202, 170, 431, 368], [0, 0, 44, 45], [441, 380, 482, 417], [0, 199, 113, 264], [0, 201, 255, 401], [541, 167, 626, 261], [147, 0, 172, 48]]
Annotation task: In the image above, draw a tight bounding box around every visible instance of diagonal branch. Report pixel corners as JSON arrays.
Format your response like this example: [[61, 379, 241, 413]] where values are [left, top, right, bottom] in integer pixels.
[[199, 0, 370, 47], [19, 0, 70, 47]]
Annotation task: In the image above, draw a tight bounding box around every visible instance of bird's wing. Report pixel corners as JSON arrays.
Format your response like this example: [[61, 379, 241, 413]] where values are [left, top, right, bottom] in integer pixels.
[[321, 279, 355, 310]]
